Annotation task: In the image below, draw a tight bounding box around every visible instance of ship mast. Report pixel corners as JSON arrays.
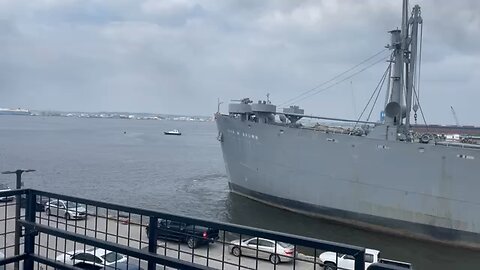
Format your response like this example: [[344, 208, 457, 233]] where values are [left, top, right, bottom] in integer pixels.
[[384, 0, 422, 140], [405, 4, 422, 128]]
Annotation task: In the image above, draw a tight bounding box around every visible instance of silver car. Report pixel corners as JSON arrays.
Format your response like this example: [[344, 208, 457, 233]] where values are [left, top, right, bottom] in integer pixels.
[[45, 200, 87, 220], [229, 237, 295, 264]]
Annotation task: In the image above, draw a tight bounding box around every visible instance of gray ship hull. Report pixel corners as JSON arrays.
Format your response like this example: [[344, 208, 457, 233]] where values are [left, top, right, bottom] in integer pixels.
[[216, 115, 480, 247]]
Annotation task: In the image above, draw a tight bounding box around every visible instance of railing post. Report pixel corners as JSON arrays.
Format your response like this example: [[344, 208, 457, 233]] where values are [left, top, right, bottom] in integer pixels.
[[354, 250, 365, 270], [147, 216, 158, 270], [13, 173, 22, 270], [23, 190, 36, 270]]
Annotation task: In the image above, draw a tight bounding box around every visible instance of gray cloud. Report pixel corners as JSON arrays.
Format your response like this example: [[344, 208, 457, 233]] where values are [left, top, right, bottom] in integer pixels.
[[0, 0, 479, 124]]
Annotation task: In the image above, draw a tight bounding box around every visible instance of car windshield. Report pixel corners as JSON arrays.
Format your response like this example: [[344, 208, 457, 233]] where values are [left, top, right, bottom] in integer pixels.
[[65, 202, 86, 209], [102, 252, 124, 263], [278, 242, 292, 248]]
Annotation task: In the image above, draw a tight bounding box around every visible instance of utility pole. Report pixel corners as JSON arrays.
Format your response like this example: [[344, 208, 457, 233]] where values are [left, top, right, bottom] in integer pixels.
[[1, 169, 35, 270]]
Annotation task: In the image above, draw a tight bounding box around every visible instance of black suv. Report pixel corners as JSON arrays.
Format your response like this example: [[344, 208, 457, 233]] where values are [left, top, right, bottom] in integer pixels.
[[146, 219, 219, 249]]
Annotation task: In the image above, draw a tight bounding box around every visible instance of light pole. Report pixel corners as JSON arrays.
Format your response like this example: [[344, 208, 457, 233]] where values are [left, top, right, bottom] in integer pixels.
[[1, 169, 35, 270]]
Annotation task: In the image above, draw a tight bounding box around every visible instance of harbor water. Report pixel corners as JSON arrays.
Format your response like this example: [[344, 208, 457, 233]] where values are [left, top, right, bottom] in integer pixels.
[[0, 115, 478, 269]]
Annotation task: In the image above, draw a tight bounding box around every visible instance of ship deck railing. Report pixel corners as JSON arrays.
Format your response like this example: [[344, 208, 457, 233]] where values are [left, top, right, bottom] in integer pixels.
[[1, 189, 405, 270]]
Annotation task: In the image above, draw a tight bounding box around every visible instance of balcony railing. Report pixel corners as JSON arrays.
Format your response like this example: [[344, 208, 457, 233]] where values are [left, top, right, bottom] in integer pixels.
[[0, 189, 407, 270]]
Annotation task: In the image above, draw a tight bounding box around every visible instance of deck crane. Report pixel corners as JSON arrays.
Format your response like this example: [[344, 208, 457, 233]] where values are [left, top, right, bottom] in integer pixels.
[[450, 106, 460, 126]]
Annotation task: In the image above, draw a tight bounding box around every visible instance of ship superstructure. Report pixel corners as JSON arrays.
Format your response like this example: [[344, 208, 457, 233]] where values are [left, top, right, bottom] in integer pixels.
[[216, 0, 480, 247]]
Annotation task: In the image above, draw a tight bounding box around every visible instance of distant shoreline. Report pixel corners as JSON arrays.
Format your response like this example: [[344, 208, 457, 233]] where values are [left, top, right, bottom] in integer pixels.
[[9, 111, 214, 122]]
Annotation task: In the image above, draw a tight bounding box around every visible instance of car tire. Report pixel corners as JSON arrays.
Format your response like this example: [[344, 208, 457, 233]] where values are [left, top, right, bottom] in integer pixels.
[[232, 246, 241, 257], [324, 262, 336, 270], [45, 208, 51, 216], [269, 254, 280, 265], [65, 213, 71, 220], [186, 237, 197, 249]]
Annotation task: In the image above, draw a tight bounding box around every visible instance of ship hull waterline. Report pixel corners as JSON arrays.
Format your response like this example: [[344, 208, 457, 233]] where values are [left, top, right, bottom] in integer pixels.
[[216, 114, 480, 249]]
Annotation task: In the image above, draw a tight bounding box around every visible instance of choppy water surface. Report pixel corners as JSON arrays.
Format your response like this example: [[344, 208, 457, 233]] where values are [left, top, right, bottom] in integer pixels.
[[0, 116, 478, 269]]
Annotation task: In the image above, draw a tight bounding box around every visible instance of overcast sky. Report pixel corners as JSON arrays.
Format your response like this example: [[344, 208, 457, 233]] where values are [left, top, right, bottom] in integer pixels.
[[0, 0, 479, 124]]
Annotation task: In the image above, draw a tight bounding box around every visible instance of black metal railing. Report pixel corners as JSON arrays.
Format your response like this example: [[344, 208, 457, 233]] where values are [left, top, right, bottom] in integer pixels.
[[0, 189, 410, 270]]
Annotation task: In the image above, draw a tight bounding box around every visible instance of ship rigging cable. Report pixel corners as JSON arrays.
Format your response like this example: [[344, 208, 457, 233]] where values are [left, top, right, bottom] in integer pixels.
[[413, 86, 429, 133], [412, 18, 423, 125], [283, 55, 390, 106], [366, 63, 391, 122], [278, 48, 388, 107], [353, 62, 391, 129], [413, 22, 424, 113]]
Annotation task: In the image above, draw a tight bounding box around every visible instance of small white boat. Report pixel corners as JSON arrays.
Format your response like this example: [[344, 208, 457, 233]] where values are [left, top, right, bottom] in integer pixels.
[[164, 129, 182, 136]]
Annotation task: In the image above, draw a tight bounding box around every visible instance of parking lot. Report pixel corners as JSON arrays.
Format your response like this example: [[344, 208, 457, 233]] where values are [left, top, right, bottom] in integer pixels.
[[1, 201, 321, 269]]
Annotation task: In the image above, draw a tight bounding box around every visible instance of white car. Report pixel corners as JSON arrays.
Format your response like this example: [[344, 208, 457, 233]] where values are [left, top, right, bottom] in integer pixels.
[[0, 251, 5, 270], [0, 184, 13, 202], [55, 248, 127, 267], [319, 248, 379, 270], [45, 199, 87, 219], [229, 237, 295, 264]]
